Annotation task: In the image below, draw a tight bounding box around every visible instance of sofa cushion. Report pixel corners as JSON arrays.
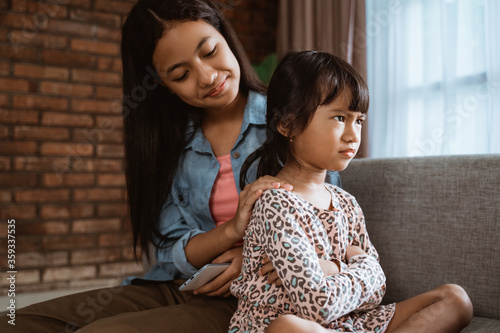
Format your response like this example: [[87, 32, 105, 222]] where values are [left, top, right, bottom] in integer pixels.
[[340, 155, 500, 320]]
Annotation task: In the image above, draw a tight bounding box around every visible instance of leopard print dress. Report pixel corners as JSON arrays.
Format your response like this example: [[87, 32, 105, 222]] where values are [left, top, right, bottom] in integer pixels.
[[229, 185, 395, 333]]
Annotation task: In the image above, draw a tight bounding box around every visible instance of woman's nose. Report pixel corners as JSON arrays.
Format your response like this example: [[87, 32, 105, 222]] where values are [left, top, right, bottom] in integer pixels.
[[197, 64, 217, 88]]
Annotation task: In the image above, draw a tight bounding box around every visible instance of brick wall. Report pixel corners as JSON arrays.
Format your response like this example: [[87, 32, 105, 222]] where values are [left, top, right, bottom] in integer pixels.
[[0, 0, 276, 294]]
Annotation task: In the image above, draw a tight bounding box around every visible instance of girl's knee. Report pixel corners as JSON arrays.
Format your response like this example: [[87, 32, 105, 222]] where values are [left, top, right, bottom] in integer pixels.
[[266, 315, 325, 333], [438, 284, 473, 324]]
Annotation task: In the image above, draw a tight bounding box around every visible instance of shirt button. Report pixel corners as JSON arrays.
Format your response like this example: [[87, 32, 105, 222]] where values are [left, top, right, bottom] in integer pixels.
[[178, 194, 184, 202], [232, 151, 240, 159]]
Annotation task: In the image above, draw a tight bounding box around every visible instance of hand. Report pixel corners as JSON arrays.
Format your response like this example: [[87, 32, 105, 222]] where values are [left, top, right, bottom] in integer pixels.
[[193, 247, 243, 297], [260, 255, 283, 286], [232, 176, 293, 239], [318, 259, 340, 276], [346, 245, 366, 261]]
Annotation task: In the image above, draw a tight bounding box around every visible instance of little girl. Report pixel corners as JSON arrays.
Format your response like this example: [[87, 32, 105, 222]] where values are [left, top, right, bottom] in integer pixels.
[[229, 51, 473, 333]]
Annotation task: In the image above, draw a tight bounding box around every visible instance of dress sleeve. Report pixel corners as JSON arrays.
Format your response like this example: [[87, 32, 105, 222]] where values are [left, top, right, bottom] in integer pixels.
[[255, 190, 385, 325], [344, 192, 387, 310]]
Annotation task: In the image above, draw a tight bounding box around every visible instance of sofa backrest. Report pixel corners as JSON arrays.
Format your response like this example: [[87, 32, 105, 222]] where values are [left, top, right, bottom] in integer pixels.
[[341, 155, 500, 319]]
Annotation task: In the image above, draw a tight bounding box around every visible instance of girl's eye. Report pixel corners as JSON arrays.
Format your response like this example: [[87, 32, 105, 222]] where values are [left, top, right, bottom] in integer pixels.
[[173, 72, 189, 82], [356, 118, 364, 125], [333, 116, 345, 122], [204, 46, 217, 58]]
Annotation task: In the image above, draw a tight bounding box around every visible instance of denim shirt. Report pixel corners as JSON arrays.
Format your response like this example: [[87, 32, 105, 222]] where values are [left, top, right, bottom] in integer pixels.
[[123, 91, 341, 284]]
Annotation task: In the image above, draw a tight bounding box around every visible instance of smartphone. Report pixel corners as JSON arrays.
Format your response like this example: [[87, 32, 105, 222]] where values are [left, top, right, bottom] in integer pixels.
[[178, 263, 231, 291]]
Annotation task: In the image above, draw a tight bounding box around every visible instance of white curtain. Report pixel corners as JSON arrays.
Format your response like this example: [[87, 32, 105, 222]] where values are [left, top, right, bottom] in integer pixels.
[[366, 0, 500, 158]]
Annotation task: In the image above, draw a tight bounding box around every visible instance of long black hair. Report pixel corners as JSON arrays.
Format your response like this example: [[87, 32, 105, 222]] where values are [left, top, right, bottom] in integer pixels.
[[121, 0, 266, 260], [240, 51, 369, 189]]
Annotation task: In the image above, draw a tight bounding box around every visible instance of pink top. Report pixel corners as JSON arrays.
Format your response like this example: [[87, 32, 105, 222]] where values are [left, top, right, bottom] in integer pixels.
[[209, 154, 242, 246]]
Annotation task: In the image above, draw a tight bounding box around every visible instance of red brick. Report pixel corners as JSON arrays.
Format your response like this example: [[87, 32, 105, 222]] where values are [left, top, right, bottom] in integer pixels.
[[97, 144, 124, 158], [40, 82, 94, 97], [14, 235, 43, 252], [96, 27, 121, 42], [73, 188, 124, 201], [96, 203, 127, 218], [40, 142, 94, 156], [0, 141, 38, 154], [43, 265, 97, 282], [122, 246, 138, 261], [70, 9, 121, 28], [16, 221, 70, 235], [17, 251, 69, 268], [42, 49, 97, 68], [96, 116, 123, 130], [0, 173, 38, 187], [72, 99, 117, 114], [72, 69, 121, 85], [42, 234, 96, 250], [94, 0, 135, 15], [13, 95, 69, 111], [14, 63, 69, 80], [0, 125, 9, 138], [0, 109, 39, 125], [14, 156, 69, 172], [10, 30, 68, 49], [0, 13, 38, 30], [0, 77, 33, 92], [0, 205, 37, 219], [0, 270, 39, 287], [99, 261, 143, 278], [42, 173, 95, 187], [72, 218, 121, 233], [72, 158, 122, 172], [72, 129, 122, 144], [15, 189, 70, 202], [97, 57, 122, 71], [13, 281, 66, 293], [97, 174, 125, 187], [39, 204, 94, 219], [0, 61, 10, 76], [0, 94, 9, 107], [98, 232, 132, 247], [14, 126, 70, 140], [0, 157, 10, 171], [71, 248, 121, 264], [11, 0, 68, 18], [42, 112, 94, 127], [66, 0, 92, 8], [95, 86, 121, 99], [0, 189, 12, 202], [70, 38, 119, 56], [46, 20, 95, 37], [0, 45, 38, 62]]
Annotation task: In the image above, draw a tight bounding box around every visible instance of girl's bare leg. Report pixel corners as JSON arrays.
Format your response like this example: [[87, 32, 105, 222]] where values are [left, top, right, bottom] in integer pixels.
[[386, 284, 473, 333], [266, 314, 330, 333]]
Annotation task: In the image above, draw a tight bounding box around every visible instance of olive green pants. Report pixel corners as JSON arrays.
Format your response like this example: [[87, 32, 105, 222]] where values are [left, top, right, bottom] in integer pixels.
[[0, 280, 238, 333]]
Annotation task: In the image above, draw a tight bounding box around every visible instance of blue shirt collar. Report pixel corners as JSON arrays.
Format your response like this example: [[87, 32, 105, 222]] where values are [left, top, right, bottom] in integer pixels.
[[185, 91, 266, 154]]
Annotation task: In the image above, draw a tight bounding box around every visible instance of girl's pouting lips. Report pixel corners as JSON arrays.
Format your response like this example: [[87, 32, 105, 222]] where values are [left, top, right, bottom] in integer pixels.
[[339, 148, 356, 158]]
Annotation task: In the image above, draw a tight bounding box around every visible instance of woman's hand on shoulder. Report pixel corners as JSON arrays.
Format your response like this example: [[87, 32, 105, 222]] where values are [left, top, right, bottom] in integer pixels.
[[193, 246, 243, 297], [231, 176, 293, 239]]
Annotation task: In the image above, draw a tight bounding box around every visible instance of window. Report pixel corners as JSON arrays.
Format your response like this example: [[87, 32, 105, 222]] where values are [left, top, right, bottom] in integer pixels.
[[366, 0, 500, 157]]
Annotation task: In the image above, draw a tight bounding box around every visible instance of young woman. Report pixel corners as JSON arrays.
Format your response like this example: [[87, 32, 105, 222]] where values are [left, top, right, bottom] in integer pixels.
[[0, 1, 342, 332], [230, 51, 473, 333]]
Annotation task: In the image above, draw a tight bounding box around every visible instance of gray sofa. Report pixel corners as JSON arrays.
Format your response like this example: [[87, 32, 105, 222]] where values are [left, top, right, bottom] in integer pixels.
[[340, 155, 500, 332]]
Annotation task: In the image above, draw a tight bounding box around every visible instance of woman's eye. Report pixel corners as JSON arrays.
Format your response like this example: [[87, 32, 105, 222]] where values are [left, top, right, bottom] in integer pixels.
[[333, 116, 345, 122], [204, 46, 217, 58], [173, 72, 188, 82]]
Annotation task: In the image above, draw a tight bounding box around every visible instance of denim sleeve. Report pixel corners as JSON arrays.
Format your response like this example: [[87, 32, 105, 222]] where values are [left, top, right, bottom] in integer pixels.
[[326, 170, 342, 188], [154, 196, 205, 279]]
